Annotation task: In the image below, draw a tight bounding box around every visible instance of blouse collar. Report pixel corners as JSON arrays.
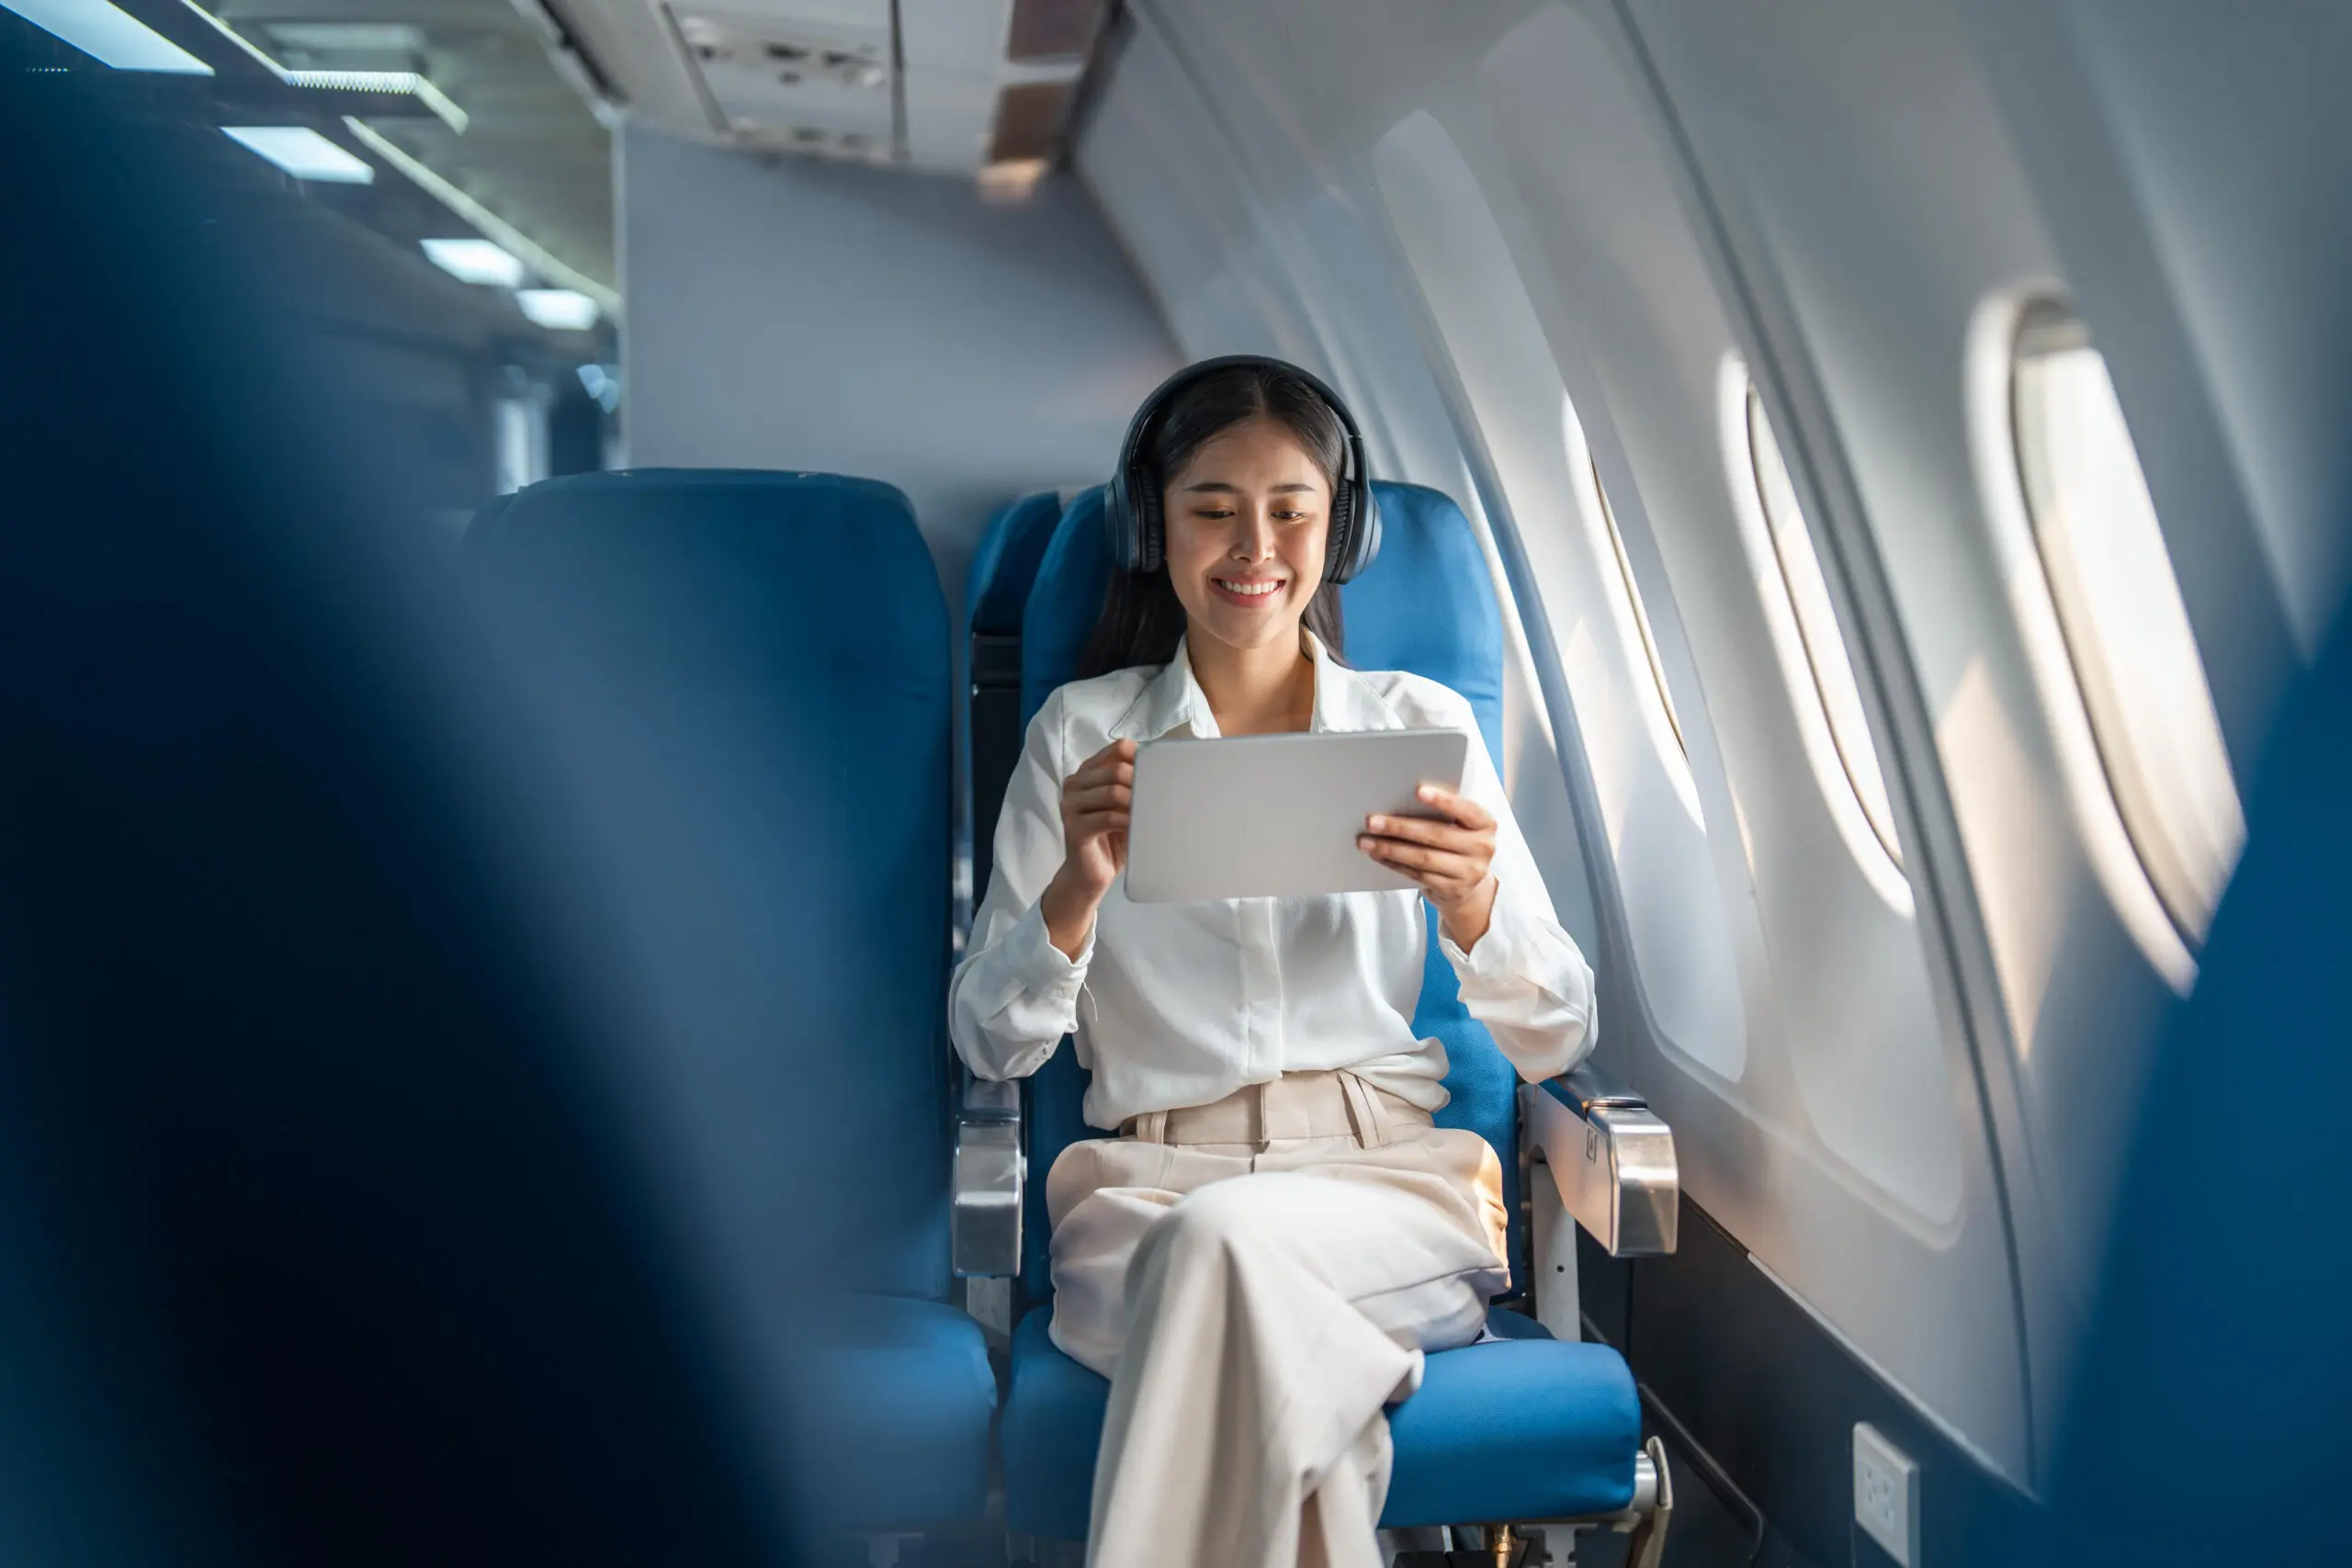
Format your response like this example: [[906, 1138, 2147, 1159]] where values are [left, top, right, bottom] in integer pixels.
[[1113, 628, 1395, 741]]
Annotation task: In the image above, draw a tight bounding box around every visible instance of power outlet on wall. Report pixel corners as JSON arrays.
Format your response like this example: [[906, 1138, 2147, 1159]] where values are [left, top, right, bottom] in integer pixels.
[[1853, 1422, 1919, 1566]]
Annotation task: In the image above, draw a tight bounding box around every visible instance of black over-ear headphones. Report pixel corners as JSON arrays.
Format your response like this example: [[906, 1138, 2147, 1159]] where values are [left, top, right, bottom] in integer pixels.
[[1103, 355, 1382, 584]]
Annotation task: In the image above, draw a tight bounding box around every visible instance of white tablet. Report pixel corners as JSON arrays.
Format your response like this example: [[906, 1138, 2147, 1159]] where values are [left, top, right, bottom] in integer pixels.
[[1123, 728, 1470, 904]]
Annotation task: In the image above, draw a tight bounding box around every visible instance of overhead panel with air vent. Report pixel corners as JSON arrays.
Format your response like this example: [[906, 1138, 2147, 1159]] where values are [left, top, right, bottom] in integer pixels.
[[671, 2, 894, 160], [560, 0, 1108, 173], [899, 0, 1089, 172]]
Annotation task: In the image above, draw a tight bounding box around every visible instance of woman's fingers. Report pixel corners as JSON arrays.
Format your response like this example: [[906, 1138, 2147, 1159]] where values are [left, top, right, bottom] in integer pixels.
[[1066, 781, 1132, 812], [1413, 784, 1494, 832], [1078, 739, 1139, 774], [1358, 835, 1481, 884], [1067, 767, 1135, 804], [1363, 812, 1491, 853]]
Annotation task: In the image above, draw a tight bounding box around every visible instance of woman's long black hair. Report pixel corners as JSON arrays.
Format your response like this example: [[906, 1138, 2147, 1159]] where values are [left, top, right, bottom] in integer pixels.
[[1076, 363, 1348, 679]]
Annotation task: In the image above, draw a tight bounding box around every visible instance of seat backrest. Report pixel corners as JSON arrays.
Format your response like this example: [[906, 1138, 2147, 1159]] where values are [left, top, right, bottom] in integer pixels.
[[967, 491, 1069, 916], [2039, 604, 2352, 1566], [968, 491, 1069, 639], [0, 85, 799, 1564], [1010, 480, 1525, 1295], [470, 469, 956, 1305]]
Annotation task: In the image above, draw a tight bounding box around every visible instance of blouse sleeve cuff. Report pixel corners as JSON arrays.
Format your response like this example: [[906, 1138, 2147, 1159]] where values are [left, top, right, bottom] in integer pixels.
[[1007, 896, 1091, 997], [1436, 902, 1530, 986]]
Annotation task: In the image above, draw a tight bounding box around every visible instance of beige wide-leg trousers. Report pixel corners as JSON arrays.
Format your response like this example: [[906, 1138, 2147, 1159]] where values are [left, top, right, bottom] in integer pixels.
[[1046, 1069, 1510, 1568]]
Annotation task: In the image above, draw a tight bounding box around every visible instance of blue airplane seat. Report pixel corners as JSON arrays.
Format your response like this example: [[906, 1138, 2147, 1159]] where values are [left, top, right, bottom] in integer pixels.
[[968, 491, 1069, 639], [998, 479, 1641, 1539], [967, 491, 1069, 917], [1010, 480, 1527, 1299], [2038, 606, 2352, 1568], [467, 469, 994, 1529]]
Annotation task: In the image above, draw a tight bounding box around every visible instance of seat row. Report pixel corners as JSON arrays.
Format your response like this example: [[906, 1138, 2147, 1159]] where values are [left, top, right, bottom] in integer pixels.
[[468, 468, 1678, 1561]]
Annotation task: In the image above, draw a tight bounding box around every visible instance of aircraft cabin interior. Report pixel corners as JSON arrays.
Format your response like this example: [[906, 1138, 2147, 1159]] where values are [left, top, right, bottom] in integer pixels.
[[2, 1, 2347, 1566]]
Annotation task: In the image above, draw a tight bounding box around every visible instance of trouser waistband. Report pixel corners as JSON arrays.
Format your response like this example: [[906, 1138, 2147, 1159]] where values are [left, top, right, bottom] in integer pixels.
[[1118, 1069, 1432, 1150]]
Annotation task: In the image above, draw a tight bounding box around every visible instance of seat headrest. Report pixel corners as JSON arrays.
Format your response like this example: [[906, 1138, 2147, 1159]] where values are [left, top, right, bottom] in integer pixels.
[[967, 491, 1067, 637], [471, 468, 945, 691], [1020, 481, 1504, 766]]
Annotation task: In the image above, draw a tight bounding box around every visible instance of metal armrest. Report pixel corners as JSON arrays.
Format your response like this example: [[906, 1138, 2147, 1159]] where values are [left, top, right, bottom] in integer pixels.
[[1521, 1064, 1679, 1257], [952, 1071, 1024, 1277]]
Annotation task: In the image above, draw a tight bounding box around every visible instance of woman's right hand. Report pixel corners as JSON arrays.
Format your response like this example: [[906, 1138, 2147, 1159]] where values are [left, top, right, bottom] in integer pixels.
[[1041, 738, 1136, 957]]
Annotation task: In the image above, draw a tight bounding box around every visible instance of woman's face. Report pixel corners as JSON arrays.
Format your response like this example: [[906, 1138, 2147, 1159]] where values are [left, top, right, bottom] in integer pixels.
[[1160, 415, 1331, 659]]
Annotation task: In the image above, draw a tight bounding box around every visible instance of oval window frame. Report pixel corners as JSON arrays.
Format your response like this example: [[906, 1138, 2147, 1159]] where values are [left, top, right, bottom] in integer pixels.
[[2007, 298, 2244, 953]]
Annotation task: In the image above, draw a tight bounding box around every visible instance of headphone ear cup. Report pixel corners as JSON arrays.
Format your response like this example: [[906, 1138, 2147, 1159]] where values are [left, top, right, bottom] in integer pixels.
[[1329, 480, 1379, 583], [1136, 478, 1164, 574], [1351, 481, 1381, 581], [1104, 473, 1135, 573], [1324, 483, 1354, 583]]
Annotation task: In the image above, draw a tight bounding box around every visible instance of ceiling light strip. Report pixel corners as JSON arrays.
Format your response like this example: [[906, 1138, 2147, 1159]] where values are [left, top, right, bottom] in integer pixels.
[[286, 70, 468, 133], [222, 124, 374, 183], [6, 0, 213, 73], [175, 0, 280, 70], [342, 116, 621, 316], [177, 0, 469, 132]]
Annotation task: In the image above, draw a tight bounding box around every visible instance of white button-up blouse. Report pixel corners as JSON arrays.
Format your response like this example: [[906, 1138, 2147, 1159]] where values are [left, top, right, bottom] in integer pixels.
[[949, 633, 1598, 1132]]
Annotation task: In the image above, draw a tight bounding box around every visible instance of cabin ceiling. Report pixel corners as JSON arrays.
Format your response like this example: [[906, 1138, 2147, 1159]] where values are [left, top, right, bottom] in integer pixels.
[[164, 0, 1110, 308], [552, 0, 1107, 173], [208, 0, 618, 288]]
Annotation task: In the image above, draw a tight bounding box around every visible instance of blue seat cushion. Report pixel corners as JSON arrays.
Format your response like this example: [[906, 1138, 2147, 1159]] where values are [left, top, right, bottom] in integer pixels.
[[1017, 481, 1501, 756], [1339, 480, 1507, 768], [792, 1295, 999, 1528], [1000, 1304, 1639, 1538], [967, 491, 1068, 637], [1012, 479, 1531, 1294], [1020, 484, 1111, 729]]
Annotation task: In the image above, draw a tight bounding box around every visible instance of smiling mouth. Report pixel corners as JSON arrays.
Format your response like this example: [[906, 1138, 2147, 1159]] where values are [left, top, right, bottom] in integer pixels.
[[1213, 578, 1285, 598]]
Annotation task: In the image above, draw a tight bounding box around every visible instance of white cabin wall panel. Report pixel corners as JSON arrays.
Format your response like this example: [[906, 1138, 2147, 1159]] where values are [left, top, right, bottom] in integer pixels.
[[1951, 0, 2310, 769], [1625, 0, 2268, 1461], [1075, 37, 1289, 357], [1372, 109, 1745, 1089], [1082, 10, 1602, 953], [1082, 0, 2038, 1480], [1468, 4, 2026, 1478], [2068, 2, 2352, 667], [618, 124, 1179, 609]]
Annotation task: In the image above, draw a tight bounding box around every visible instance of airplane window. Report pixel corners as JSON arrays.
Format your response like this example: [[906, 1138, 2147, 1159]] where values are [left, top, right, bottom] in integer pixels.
[[1588, 454, 1687, 759], [1736, 377, 1905, 871], [2011, 306, 2243, 942]]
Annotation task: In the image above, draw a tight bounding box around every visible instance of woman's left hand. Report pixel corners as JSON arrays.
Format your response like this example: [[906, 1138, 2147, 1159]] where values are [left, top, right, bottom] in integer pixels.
[[1360, 784, 1499, 950]]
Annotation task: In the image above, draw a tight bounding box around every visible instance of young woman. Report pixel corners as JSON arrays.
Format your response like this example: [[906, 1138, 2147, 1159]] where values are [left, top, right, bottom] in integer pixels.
[[949, 359, 1596, 1568]]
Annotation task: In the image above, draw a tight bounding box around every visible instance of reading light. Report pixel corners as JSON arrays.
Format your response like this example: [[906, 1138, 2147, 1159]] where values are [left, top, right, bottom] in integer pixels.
[[4, 0, 212, 72], [221, 126, 375, 184], [518, 289, 600, 331], [421, 237, 526, 288]]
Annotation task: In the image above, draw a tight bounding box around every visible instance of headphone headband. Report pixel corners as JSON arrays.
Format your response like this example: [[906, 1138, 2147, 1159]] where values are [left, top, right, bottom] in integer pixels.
[[1102, 355, 1382, 585]]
